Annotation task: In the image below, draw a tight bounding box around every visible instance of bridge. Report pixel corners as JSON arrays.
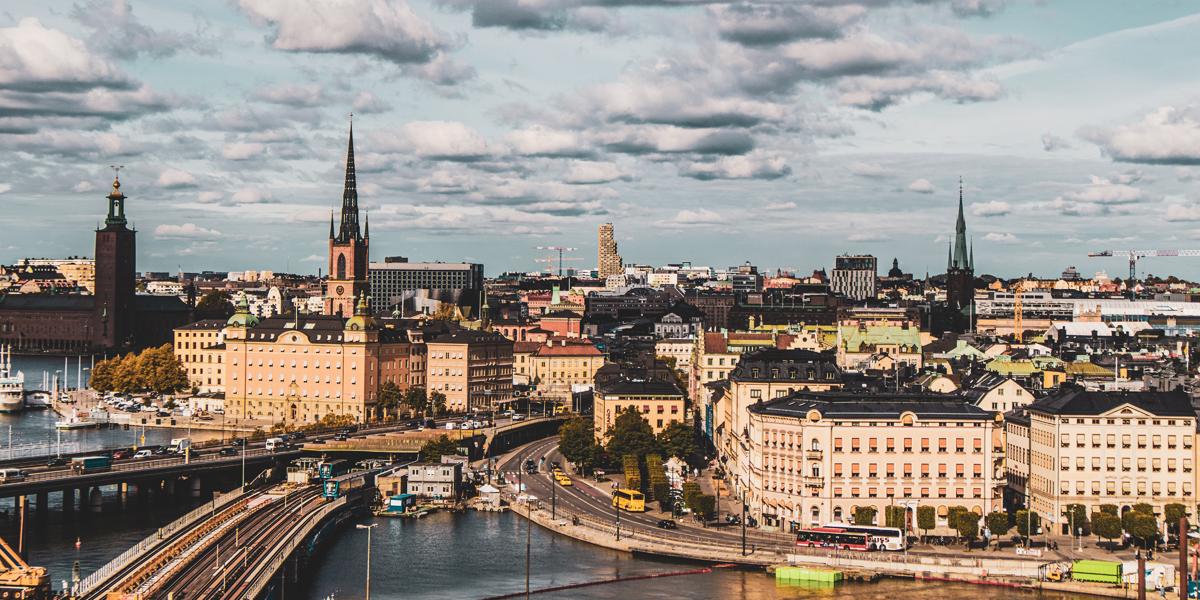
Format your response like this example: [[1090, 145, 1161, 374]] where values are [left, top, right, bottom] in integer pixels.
[[75, 471, 373, 599], [301, 416, 568, 458]]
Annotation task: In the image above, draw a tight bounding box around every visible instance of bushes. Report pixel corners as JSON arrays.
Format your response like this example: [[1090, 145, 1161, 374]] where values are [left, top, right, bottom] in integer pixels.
[[1092, 512, 1122, 544], [985, 511, 1012, 537], [694, 494, 716, 520], [653, 482, 672, 512], [854, 506, 878, 526], [917, 506, 936, 539], [954, 512, 980, 544], [885, 506, 906, 529]]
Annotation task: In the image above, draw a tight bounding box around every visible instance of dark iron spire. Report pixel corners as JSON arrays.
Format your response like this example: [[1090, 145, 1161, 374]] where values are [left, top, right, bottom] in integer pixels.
[[336, 116, 361, 243], [364, 210, 369, 240], [951, 176, 969, 270], [329, 210, 335, 239]]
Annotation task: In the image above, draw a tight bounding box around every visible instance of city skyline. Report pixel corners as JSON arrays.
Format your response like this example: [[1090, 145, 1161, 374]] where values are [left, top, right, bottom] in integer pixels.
[[3, 2, 1200, 277]]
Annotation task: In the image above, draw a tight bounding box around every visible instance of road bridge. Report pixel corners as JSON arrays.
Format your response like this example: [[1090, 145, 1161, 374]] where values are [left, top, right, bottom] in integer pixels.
[[300, 416, 568, 458]]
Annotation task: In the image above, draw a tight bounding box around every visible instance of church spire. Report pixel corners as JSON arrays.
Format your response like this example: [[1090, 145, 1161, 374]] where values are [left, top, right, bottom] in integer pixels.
[[336, 115, 360, 243], [364, 211, 369, 240], [329, 210, 335, 239], [951, 176, 970, 271]]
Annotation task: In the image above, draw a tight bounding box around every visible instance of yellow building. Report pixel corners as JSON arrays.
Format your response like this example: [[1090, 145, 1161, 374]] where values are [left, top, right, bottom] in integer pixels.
[[426, 328, 514, 413], [529, 338, 604, 403], [594, 378, 685, 439], [172, 319, 227, 394]]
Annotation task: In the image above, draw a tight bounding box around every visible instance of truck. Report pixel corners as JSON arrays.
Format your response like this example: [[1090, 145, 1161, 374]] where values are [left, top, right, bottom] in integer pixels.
[[168, 438, 192, 454], [71, 455, 113, 474], [265, 437, 286, 452]]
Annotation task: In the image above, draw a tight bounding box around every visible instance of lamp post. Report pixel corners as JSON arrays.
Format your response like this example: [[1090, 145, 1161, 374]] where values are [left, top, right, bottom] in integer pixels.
[[357, 523, 377, 600], [741, 490, 747, 556]]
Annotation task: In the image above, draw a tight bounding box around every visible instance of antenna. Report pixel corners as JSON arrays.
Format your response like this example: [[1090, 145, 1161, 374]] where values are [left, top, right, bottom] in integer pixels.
[[109, 165, 124, 180]]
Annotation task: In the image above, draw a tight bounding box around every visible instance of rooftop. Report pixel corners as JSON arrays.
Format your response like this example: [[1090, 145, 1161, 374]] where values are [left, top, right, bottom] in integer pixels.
[[1027, 386, 1194, 418], [750, 391, 993, 421]]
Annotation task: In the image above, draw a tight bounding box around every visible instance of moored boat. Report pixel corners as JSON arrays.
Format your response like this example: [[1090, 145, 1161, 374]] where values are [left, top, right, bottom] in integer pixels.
[[0, 345, 24, 413]]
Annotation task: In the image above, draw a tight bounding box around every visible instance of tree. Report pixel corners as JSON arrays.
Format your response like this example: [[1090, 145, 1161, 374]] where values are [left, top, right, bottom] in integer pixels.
[[917, 506, 936, 541], [1165, 503, 1189, 534], [1092, 512, 1122, 546], [652, 482, 671, 512], [657, 421, 698, 463], [947, 505, 969, 529], [111, 353, 141, 395], [1127, 512, 1158, 548], [377, 382, 402, 420], [89, 357, 117, 393], [1015, 510, 1040, 540], [1098, 504, 1118, 516], [986, 511, 1012, 538], [854, 506, 878, 526], [194, 290, 234, 319], [694, 494, 716, 520], [605, 406, 660, 462], [419, 435, 460, 461], [955, 512, 980, 545], [137, 344, 189, 394], [1122, 504, 1155, 536], [1063, 504, 1091, 537], [429, 391, 447, 416], [885, 506, 906, 529], [558, 417, 599, 473], [403, 387, 428, 417]]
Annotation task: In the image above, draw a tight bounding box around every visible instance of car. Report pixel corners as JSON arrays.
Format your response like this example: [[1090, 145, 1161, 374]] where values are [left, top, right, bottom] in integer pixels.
[[290, 431, 306, 440], [218, 447, 237, 457], [511, 414, 526, 422], [156, 410, 171, 417], [132, 450, 153, 459], [0, 469, 26, 483], [279, 433, 293, 441], [230, 438, 246, 447], [333, 433, 348, 442], [46, 457, 68, 468], [111, 449, 133, 460], [656, 520, 677, 529], [550, 461, 561, 470]]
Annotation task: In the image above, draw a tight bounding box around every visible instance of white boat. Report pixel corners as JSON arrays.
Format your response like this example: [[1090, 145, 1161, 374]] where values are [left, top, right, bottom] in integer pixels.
[[0, 345, 24, 413], [23, 391, 51, 409], [55, 408, 97, 430]]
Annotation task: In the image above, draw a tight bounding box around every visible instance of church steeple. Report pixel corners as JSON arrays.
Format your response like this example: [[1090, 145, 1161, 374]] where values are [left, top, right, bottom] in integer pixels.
[[951, 176, 969, 271], [105, 171, 127, 229], [336, 117, 361, 243]]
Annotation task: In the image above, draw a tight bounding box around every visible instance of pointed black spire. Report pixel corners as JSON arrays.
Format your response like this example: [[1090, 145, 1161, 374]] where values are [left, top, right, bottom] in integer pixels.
[[951, 176, 969, 270], [364, 211, 370, 240], [337, 115, 361, 243], [329, 210, 335, 239]]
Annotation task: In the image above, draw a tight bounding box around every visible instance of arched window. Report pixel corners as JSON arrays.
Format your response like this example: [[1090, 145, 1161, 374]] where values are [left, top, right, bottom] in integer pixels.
[[336, 254, 346, 280]]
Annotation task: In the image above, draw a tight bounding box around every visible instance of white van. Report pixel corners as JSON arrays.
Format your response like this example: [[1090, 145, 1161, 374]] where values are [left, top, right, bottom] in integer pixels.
[[169, 438, 192, 454], [265, 437, 285, 452], [0, 468, 25, 483]]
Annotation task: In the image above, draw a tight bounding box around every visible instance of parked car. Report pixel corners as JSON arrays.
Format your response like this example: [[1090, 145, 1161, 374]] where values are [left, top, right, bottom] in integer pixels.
[[656, 520, 678, 529], [290, 431, 306, 440]]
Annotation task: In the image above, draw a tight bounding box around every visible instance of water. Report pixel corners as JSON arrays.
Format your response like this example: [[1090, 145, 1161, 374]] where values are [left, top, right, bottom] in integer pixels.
[[301, 511, 1092, 600], [10, 354, 97, 391]]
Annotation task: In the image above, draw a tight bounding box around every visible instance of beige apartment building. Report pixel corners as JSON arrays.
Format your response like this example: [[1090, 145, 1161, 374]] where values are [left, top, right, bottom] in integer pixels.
[[737, 391, 1003, 532], [173, 319, 227, 394], [1014, 386, 1196, 533], [689, 331, 779, 401], [529, 338, 604, 403], [426, 328, 514, 413], [594, 378, 685, 439]]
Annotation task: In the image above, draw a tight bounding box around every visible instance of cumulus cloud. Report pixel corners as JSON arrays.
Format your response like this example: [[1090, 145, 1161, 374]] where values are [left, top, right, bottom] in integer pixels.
[[154, 223, 222, 240], [352, 91, 392, 114], [73, 181, 97, 193], [1082, 105, 1200, 165], [983, 232, 1018, 243], [230, 188, 274, 204], [563, 161, 630, 185], [157, 168, 197, 188], [372, 121, 492, 161], [907, 178, 935, 194], [671, 208, 724, 226], [505, 126, 588, 157], [252, 83, 325, 107], [971, 200, 1010, 217], [0, 184, 11, 194], [679, 152, 791, 180], [848, 161, 892, 178], [847, 231, 890, 242], [837, 71, 1004, 111], [1166, 203, 1200, 222], [222, 142, 265, 161], [437, 0, 620, 33], [598, 125, 754, 156], [1041, 132, 1071, 152], [710, 3, 866, 46], [70, 0, 211, 60], [1060, 175, 1145, 204], [764, 201, 797, 211]]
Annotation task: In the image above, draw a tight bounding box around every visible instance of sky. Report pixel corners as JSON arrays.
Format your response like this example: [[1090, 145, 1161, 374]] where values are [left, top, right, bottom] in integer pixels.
[[3, 1, 1200, 279]]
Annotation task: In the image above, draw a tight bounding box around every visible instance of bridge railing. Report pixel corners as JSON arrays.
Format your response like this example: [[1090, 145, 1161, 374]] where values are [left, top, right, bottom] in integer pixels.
[[76, 485, 250, 596], [241, 495, 348, 597], [21, 447, 278, 484]]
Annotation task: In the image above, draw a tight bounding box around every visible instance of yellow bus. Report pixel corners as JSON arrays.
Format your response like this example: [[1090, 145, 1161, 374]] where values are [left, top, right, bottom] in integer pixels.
[[612, 488, 645, 512]]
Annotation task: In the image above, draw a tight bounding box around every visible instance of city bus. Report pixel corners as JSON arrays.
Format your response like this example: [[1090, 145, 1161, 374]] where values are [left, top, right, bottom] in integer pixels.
[[612, 488, 645, 512], [795, 527, 871, 551], [822, 524, 906, 551]]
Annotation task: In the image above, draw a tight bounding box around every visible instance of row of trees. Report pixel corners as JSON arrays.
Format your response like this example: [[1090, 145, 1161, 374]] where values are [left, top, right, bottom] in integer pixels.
[[558, 407, 700, 474], [376, 383, 447, 420], [90, 344, 189, 395]]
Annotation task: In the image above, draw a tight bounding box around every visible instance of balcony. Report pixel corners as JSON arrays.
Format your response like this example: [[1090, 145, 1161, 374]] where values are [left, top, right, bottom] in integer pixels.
[[804, 450, 823, 460], [802, 476, 824, 487]]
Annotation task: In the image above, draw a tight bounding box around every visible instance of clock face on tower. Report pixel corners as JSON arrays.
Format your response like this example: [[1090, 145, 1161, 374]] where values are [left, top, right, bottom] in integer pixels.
[[336, 285, 345, 295]]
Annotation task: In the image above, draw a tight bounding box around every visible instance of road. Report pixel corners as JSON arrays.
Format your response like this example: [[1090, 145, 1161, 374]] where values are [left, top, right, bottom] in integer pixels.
[[495, 437, 796, 551]]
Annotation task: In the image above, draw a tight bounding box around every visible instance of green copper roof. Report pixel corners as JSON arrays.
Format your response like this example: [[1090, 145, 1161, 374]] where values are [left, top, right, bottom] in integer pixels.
[[838, 325, 921, 353], [226, 293, 260, 328]]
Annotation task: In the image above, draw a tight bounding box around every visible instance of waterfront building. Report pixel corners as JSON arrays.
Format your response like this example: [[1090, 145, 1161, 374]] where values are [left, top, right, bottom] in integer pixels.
[[528, 338, 604, 404], [593, 377, 685, 438], [324, 125, 370, 317], [830, 255, 877, 301], [10, 258, 95, 293], [404, 461, 463, 499], [426, 328, 514, 412], [367, 257, 484, 317], [1010, 386, 1196, 533], [688, 331, 783, 405], [173, 319, 227, 394], [598, 223, 623, 278], [737, 391, 1003, 532], [0, 176, 190, 352]]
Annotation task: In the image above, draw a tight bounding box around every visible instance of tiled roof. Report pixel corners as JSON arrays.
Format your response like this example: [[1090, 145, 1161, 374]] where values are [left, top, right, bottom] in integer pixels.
[[751, 391, 992, 421]]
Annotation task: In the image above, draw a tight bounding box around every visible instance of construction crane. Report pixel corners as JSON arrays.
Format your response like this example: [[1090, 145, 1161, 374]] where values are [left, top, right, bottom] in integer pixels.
[[0, 534, 48, 598], [1088, 249, 1200, 282], [535, 246, 580, 277]]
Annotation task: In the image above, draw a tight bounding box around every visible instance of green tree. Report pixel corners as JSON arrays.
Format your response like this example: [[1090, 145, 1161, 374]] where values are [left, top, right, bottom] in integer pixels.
[[1062, 503, 1091, 537], [1016, 510, 1041, 540], [854, 506, 878, 526], [1122, 504, 1155, 536], [652, 482, 671, 512], [986, 511, 1012, 538], [558, 417, 599, 473], [1092, 512, 1123, 546], [885, 506, 906, 529], [89, 357, 117, 393], [695, 494, 716, 520], [1098, 504, 1118, 516], [917, 506, 936, 541], [429, 391, 447, 416], [1165, 503, 1189, 534], [1127, 513, 1159, 548], [194, 290, 234, 319], [947, 505, 969, 528], [419, 435, 460, 461], [955, 512, 980, 545], [136, 344, 188, 394], [377, 382, 402, 420], [657, 421, 698, 463], [403, 386, 428, 417], [605, 406, 660, 461], [682, 481, 702, 510]]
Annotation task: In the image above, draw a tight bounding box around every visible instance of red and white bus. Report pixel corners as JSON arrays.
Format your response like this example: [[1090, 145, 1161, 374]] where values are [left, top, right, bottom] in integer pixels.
[[794, 527, 871, 551]]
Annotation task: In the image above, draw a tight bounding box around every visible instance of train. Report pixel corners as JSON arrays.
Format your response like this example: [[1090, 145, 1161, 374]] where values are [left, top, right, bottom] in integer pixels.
[[317, 459, 351, 480], [321, 470, 375, 500]]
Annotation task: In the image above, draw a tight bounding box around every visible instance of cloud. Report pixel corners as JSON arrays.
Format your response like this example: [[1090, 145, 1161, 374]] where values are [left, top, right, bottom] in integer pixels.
[[222, 142, 265, 161], [505, 126, 588, 157], [671, 208, 724, 226], [679, 152, 791, 180], [599, 126, 755, 156], [231, 188, 274, 204], [1166, 203, 1200, 222], [1081, 105, 1200, 165], [837, 71, 1004, 111], [157, 168, 197, 189], [1041, 132, 1071, 152], [983, 232, 1018, 243], [1060, 175, 1144, 204], [971, 200, 1010, 217], [196, 191, 224, 204], [73, 181, 96, 193], [847, 231, 890, 242], [710, 3, 866, 46], [563, 161, 630, 185], [237, 0, 468, 78], [69, 0, 211, 60], [764, 201, 797, 211], [907, 178, 935, 194], [352, 91, 392, 114], [252, 83, 325, 107], [372, 121, 492, 161], [437, 0, 619, 33], [154, 223, 222, 240], [848, 161, 892, 178], [0, 184, 11, 194]]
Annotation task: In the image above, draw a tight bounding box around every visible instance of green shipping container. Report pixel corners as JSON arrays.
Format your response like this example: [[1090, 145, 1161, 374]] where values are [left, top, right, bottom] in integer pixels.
[[1071, 560, 1121, 585]]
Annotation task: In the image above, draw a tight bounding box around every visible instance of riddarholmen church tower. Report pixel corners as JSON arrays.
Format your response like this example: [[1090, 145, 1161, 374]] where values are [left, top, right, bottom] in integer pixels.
[[945, 178, 975, 322], [325, 122, 370, 317]]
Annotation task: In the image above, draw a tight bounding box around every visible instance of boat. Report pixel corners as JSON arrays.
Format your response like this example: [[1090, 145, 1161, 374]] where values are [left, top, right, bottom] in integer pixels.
[[55, 408, 97, 430], [23, 391, 51, 410], [0, 345, 24, 413]]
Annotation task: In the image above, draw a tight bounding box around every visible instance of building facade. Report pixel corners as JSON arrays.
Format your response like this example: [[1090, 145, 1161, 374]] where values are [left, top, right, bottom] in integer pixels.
[[426, 329, 514, 412], [173, 319, 227, 394], [367, 257, 484, 316], [598, 222, 623, 278], [830, 255, 877, 301], [594, 378, 685, 439], [529, 338, 604, 403]]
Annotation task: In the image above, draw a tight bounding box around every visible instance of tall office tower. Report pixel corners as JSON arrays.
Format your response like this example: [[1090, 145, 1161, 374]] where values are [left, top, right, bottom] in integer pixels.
[[598, 222, 623, 278]]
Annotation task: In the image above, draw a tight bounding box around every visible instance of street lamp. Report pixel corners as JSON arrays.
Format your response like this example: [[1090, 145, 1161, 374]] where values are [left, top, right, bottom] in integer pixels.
[[357, 523, 378, 600]]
